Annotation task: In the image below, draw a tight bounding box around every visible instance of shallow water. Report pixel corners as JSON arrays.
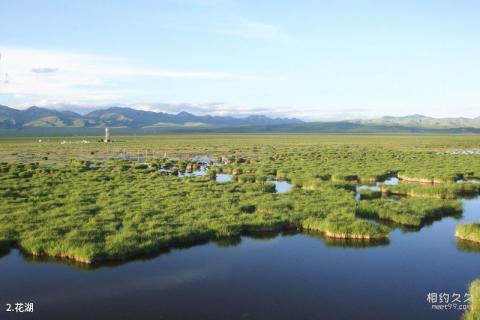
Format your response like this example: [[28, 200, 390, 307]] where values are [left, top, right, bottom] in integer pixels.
[[178, 166, 207, 177], [355, 176, 399, 201], [1, 197, 479, 320], [457, 179, 480, 184], [266, 180, 293, 193], [216, 173, 233, 183], [383, 177, 399, 185]]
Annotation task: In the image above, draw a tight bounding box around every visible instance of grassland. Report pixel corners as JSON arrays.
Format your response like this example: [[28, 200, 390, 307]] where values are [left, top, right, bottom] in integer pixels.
[[0, 134, 479, 263]]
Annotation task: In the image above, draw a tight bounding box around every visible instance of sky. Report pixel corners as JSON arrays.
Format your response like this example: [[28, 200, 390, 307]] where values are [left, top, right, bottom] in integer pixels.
[[0, 0, 479, 121]]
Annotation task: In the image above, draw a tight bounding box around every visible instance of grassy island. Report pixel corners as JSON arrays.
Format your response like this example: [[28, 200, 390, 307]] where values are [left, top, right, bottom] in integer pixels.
[[456, 223, 480, 243], [357, 199, 462, 227]]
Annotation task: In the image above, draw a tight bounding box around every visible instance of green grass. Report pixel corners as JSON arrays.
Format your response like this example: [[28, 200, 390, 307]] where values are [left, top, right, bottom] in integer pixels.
[[381, 183, 480, 199], [356, 198, 462, 227], [0, 134, 479, 262], [463, 279, 480, 320], [0, 160, 374, 262], [302, 216, 389, 240], [456, 223, 480, 243]]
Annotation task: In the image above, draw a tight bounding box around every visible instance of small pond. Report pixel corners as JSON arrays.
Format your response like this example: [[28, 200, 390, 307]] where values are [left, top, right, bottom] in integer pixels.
[[266, 180, 293, 193], [355, 176, 399, 201], [216, 173, 233, 183]]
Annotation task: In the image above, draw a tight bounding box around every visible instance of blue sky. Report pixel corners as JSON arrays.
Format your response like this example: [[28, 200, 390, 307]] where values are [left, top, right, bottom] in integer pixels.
[[0, 0, 479, 120]]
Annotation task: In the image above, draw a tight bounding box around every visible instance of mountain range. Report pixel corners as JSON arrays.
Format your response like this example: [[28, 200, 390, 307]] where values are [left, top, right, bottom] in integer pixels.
[[0, 105, 302, 129], [1, 105, 479, 134], [357, 114, 480, 129]]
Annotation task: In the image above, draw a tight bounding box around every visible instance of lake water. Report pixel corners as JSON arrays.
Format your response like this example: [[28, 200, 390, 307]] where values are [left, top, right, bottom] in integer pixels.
[[1, 197, 479, 319]]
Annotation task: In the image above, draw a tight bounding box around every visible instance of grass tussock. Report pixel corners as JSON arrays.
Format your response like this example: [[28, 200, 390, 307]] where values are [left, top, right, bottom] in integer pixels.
[[356, 198, 462, 227], [381, 183, 480, 199], [456, 223, 480, 243], [463, 279, 480, 320]]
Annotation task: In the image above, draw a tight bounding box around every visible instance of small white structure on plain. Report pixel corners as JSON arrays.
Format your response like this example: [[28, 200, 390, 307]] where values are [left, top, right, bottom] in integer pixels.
[[61, 140, 66, 145], [38, 139, 42, 143], [81, 140, 89, 144], [104, 127, 110, 142]]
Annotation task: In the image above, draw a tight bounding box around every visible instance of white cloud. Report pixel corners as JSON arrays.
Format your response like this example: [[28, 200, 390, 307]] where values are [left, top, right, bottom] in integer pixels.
[[134, 102, 283, 117], [31, 67, 58, 74], [0, 47, 262, 107]]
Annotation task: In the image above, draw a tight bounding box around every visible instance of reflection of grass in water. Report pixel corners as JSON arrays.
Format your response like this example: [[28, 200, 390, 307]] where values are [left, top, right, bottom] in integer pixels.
[[358, 189, 381, 200], [456, 239, 480, 254], [304, 231, 390, 248], [242, 229, 298, 241], [213, 237, 242, 248], [0, 248, 10, 259], [0, 240, 12, 258], [21, 247, 173, 272]]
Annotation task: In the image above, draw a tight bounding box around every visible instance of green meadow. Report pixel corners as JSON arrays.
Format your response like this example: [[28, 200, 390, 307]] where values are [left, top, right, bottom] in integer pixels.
[[0, 134, 479, 263]]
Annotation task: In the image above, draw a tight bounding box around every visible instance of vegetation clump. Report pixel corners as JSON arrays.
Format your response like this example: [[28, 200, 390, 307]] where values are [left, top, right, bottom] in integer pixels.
[[456, 223, 480, 243], [302, 217, 389, 240], [463, 279, 480, 320], [358, 188, 381, 200], [356, 199, 462, 227], [381, 183, 480, 199]]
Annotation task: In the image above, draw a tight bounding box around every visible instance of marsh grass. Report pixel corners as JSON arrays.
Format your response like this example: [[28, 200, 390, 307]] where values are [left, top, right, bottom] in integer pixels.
[[381, 183, 480, 199], [456, 223, 480, 243], [1, 134, 480, 263], [463, 279, 480, 320], [356, 198, 462, 227], [1, 161, 385, 262]]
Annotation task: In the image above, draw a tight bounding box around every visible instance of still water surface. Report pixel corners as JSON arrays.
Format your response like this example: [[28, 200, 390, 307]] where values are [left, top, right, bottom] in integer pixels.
[[1, 197, 479, 320]]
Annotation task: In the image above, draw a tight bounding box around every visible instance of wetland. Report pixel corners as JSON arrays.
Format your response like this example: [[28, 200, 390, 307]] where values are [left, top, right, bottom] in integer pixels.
[[1, 134, 479, 319]]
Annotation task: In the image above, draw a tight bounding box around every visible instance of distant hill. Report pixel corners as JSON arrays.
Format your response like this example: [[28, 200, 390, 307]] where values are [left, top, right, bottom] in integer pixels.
[[0, 105, 303, 129], [1, 106, 479, 134], [355, 114, 480, 129]]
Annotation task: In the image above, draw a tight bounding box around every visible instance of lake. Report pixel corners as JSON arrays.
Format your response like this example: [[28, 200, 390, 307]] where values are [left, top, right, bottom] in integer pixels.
[[1, 196, 479, 320]]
